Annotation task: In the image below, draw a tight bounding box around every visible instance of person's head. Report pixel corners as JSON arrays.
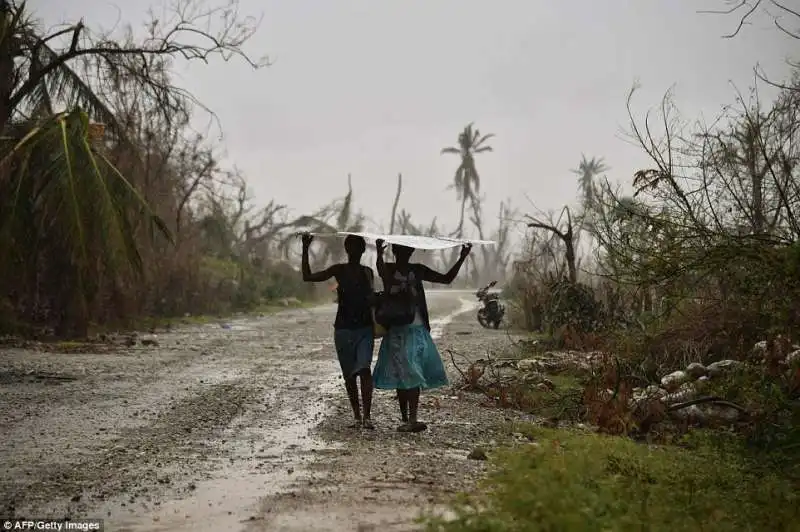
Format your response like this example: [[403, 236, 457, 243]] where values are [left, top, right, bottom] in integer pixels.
[[344, 235, 366, 261], [392, 244, 414, 263]]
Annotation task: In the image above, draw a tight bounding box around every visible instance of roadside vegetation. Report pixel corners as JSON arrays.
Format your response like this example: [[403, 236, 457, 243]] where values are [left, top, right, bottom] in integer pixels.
[[428, 4, 800, 530]]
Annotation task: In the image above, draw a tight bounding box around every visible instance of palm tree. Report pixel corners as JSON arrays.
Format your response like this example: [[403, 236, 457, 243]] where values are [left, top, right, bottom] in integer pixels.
[[0, 111, 170, 336], [571, 155, 609, 213], [0, 2, 170, 336], [441, 123, 494, 237]]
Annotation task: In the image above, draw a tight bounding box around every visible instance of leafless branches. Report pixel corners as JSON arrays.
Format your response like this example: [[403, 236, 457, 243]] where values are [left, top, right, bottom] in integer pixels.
[[698, 0, 765, 39], [389, 173, 402, 234], [698, 0, 800, 39], [698, 1, 800, 91], [526, 206, 579, 284], [7, 0, 267, 133]]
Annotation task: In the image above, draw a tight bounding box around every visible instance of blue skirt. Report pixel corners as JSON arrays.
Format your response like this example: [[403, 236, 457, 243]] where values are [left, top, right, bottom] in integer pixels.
[[334, 327, 375, 378], [373, 324, 449, 390]]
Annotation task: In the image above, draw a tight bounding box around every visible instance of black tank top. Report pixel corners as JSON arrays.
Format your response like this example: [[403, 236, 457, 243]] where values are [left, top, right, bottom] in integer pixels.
[[334, 265, 373, 330]]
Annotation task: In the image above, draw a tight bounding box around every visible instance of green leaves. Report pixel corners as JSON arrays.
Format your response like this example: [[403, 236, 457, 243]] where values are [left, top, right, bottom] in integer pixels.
[[0, 109, 171, 319]]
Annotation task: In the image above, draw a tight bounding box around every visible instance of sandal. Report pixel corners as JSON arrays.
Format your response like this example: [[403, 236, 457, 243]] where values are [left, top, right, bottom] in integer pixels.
[[410, 422, 428, 433], [396, 423, 413, 432], [347, 420, 362, 429], [362, 419, 376, 430]]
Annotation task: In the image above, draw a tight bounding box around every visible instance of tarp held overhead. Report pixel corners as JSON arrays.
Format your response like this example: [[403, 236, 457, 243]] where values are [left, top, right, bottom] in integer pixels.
[[306, 231, 496, 250]]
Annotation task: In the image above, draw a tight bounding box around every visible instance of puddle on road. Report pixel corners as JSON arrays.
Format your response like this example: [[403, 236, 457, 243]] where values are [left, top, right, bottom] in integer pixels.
[[430, 298, 479, 340]]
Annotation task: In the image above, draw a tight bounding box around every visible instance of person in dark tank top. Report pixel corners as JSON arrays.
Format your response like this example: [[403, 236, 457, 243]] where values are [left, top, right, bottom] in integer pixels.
[[301, 233, 376, 429]]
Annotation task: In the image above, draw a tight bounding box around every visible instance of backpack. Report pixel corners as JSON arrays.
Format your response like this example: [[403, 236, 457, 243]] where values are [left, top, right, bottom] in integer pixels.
[[374, 268, 417, 328]]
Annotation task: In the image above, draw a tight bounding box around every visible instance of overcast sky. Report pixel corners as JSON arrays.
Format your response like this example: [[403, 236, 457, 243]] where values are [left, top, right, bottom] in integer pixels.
[[38, 0, 796, 237]]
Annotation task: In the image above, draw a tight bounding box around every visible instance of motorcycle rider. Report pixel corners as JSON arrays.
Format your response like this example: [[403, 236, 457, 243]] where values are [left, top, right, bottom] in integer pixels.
[[476, 280, 497, 302], [476, 280, 504, 328]]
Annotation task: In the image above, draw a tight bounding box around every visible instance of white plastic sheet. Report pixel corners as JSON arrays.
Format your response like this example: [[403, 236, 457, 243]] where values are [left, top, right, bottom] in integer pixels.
[[306, 231, 495, 250]]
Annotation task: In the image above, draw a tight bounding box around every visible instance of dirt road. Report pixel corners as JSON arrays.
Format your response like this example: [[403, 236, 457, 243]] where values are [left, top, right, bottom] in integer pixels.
[[0, 290, 529, 531]]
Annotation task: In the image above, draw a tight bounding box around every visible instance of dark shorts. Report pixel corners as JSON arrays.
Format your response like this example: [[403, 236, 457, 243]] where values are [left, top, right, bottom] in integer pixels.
[[334, 327, 375, 378]]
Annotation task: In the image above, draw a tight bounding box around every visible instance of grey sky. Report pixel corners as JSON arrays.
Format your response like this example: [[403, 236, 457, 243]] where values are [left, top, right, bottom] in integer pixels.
[[39, 0, 796, 236]]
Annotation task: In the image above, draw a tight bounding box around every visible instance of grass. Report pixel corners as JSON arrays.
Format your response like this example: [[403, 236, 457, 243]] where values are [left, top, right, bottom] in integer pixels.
[[424, 426, 799, 532]]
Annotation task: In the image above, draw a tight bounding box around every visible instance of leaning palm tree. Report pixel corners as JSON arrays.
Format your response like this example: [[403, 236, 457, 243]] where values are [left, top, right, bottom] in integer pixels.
[[440, 122, 494, 237], [0, 110, 170, 336], [0, 2, 171, 336]]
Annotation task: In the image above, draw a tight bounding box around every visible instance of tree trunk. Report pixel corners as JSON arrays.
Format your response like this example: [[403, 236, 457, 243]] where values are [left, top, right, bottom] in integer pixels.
[[0, 4, 15, 133], [563, 221, 577, 284], [389, 173, 402, 233], [456, 195, 466, 237]]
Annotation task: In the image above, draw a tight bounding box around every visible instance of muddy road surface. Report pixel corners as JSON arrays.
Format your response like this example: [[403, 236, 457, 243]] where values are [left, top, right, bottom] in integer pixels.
[[0, 289, 530, 531]]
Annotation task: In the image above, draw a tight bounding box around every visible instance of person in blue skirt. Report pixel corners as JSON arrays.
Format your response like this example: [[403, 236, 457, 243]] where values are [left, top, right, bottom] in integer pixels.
[[373, 239, 471, 433], [301, 233, 376, 429]]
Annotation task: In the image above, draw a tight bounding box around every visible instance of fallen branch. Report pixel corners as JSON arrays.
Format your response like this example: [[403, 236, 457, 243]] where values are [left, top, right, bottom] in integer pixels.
[[446, 348, 469, 384], [667, 396, 748, 414]]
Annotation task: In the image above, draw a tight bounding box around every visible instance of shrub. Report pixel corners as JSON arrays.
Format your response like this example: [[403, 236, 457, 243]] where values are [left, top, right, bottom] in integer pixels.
[[544, 278, 604, 333], [424, 427, 799, 532]]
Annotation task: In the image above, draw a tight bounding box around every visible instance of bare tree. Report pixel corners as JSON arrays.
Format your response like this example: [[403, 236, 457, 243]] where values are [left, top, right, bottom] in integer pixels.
[[490, 200, 516, 279], [526, 206, 579, 285], [389, 173, 402, 234]]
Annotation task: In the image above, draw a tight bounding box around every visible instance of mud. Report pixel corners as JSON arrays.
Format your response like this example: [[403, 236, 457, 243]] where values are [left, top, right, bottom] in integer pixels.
[[0, 290, 529, 531]]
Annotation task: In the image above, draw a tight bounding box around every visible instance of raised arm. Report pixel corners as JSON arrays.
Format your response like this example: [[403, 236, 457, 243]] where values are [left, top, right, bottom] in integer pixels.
[[418, 244, 472, 284], [301, 233, 339, 282]]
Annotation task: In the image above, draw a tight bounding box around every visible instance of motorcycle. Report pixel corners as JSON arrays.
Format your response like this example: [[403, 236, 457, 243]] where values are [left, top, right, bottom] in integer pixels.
[[475, 280, 505, 329]]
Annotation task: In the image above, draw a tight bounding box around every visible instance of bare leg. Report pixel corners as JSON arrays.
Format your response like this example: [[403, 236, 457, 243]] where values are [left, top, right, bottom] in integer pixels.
[[397, 389, 409, 422], [359, 369, 374, 429], [408, 387, 426, 433], [344, 376, 361, 427], [396, 389, 412, 431]]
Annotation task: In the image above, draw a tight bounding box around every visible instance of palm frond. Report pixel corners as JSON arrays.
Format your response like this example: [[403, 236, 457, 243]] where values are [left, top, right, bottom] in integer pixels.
[[1, 109, 170, 296], [23, 38, 127, 141], [287, 214, 338, 235], [475, 133, 495, 147]]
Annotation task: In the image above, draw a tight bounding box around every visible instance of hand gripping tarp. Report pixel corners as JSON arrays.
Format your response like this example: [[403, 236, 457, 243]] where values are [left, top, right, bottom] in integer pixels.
[[306, 231, 495, 250]]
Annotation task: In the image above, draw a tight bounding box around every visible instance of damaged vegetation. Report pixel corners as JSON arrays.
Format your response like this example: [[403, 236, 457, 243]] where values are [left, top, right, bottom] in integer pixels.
[[0, 1, 512, 339], [429, 5, 800, 530]]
